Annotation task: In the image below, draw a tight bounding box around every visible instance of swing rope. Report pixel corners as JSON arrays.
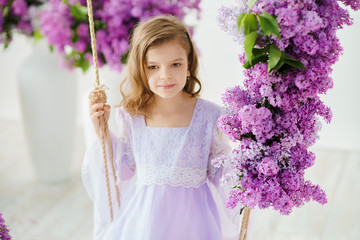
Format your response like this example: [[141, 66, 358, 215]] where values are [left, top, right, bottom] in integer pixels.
[[239, 207, 251, 240], [86, 0, 121, 222]]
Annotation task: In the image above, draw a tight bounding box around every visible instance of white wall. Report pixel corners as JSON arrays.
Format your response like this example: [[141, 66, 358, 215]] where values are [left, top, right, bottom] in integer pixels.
[[317, 10, 360, 151], [0, 1, 359, 151]]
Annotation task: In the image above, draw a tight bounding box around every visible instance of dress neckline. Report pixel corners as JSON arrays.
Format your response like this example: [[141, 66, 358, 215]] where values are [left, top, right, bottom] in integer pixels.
[[142, 98, 200, 129]]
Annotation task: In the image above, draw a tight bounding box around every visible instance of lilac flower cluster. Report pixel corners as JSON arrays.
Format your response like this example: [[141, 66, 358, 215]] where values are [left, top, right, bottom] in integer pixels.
[[216, 0, 359, 215], [0, 213, 11, 240], [340, 0, 360, 10], [0, 0, 44, 47], [40, 0, 201, 72]]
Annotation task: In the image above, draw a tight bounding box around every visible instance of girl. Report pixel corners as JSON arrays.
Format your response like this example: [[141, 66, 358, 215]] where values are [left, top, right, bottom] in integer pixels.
[[82, 15, 240, 240]]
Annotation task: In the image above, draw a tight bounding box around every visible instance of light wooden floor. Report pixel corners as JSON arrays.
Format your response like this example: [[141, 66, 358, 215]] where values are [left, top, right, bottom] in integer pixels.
[[0, 120, 359, 240], [0, 120, 93, 240]]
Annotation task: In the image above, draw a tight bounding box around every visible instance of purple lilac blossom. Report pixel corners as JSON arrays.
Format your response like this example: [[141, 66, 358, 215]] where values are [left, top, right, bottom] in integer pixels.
[[0, 213, 11, 240], [215, 0, 358, 215], [39, 0, 74, 54], [217, 2, 247, 45], [340, 0, 360, 10], [12, 0, 28, 15], [40, 0, 201, 72], [0, 0, 42, 44], [256, 157, 279, 176]]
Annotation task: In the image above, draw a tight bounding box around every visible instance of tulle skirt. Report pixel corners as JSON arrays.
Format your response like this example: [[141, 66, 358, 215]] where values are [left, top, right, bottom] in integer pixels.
[[102, 183, 240, 240]]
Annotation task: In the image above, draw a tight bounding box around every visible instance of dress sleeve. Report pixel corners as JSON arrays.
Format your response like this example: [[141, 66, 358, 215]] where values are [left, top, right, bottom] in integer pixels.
[[81, 108, 136, 240], [208, 127, 232, 186], [207, 127, 242, 239]]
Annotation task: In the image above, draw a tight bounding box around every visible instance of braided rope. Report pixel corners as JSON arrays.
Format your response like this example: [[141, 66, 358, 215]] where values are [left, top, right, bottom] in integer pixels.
[[239, 207, 251, 240], [99, 117, 114, 222], [86, 0, 100, 88], [86, 0, 120, 222], [105, 120, 121, 208]]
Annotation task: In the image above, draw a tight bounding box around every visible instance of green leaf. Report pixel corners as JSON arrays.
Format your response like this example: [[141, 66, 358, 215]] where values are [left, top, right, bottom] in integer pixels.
[[284, 55, 297, 61], [94, 20, 107, 30], [49, 45, 54, 52], [4, 30, 12, 49], [68, 3, 88, 21], [244, 31, 258, 64], [258, 11, 281, 39], [33, 29, 44, 42], [243, 13, 258, 36], [72, 31, 80, 43], [239, 207, 245, 215], [248, 0, 258, 10], [273, 51, 285, 70], [283, 57, 306, 69], [237, 13, 247, 31], [2, 0, 14, 18], [243, 54, 268, 69], [74, 53, 90, 73], [121, 50, 129, 64], [252, 45, 269, 56], [240, 132, 256, 141], [4, 40, 10, 49], [79, 59, 90, 73], [268, 45, 282, 73], [243, 61, 251, 69]]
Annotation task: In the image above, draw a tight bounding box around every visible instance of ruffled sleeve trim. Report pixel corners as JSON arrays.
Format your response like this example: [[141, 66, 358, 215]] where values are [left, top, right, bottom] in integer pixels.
[[81, 107, 137, 239]]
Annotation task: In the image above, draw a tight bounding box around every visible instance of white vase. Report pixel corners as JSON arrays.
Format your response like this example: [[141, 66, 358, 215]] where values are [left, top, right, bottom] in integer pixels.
[[77, 66, 125, 149], [17, 40, 77, 183]]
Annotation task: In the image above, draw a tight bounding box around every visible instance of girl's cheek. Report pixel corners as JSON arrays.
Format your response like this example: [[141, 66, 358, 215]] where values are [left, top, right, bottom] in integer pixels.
[[147, 73, 155, 81]]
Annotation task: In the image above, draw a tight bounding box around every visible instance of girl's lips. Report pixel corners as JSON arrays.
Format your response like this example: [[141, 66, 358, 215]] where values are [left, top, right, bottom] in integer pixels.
[[159, 84, 175, 89]]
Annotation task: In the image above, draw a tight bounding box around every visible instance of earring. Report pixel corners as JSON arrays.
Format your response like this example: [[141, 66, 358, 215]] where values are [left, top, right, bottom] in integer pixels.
[[186, 76, 190, 81]]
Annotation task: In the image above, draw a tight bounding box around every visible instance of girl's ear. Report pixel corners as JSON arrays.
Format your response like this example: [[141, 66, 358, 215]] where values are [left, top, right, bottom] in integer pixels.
[[187, 69, 190, 77]]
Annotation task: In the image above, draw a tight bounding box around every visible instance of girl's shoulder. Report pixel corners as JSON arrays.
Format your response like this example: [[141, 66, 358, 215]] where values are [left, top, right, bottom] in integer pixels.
[[115, 106, 139, 127], [197, 98, 223, 116], [196, 98, 223, 122], [116, 106, 130, 118], [116, 106, 129, 121]]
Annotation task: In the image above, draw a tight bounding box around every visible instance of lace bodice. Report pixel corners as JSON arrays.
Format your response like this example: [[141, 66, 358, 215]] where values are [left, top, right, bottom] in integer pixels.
[[116, 98, 229, 188]]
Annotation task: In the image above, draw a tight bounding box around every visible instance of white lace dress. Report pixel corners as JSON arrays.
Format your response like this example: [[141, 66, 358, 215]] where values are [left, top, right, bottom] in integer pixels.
[[82, 98, 241, 240]]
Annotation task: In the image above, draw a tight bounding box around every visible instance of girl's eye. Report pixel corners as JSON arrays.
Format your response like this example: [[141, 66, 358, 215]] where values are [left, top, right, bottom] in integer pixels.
[[173, 63, 181, 67], [148, 65, 157, 70]]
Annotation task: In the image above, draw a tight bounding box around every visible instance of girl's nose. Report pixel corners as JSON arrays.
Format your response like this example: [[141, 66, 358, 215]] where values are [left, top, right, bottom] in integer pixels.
[[160, 69, 171, 80]]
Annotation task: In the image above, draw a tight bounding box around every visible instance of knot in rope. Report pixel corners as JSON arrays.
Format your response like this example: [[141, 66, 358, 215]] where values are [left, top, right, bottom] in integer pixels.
[[88, 84, 109, 104]]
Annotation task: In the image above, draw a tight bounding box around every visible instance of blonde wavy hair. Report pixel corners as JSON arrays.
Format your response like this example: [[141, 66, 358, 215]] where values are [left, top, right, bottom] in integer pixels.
[[119, 15, 201, 116]]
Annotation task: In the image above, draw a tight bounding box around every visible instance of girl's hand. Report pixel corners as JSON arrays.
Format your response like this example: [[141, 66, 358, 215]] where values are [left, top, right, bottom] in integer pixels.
[[89, 101, 111, 139]]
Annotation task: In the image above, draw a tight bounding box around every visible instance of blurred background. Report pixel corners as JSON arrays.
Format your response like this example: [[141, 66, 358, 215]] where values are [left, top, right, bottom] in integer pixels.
[[0, 0, 359, 239]]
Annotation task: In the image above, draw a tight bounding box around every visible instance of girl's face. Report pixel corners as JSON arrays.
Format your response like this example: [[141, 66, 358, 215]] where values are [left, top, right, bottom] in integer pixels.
[[145, 39, 190, 100]]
